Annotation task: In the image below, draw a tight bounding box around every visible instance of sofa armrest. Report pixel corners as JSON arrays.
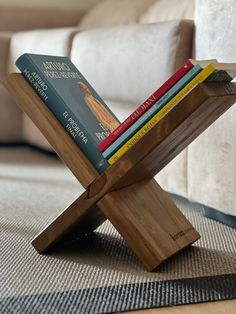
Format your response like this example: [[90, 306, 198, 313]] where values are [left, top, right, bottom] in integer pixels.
[[0, 4, 84, 32], [0, 32, 12, 78], [0, 32, 22, 142]]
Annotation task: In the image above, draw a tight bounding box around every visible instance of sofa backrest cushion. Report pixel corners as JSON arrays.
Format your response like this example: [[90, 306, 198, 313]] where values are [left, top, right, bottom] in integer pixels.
[[71, 20, 194, 104], [79, 0, 156, 28], [140, 0, 195, 24], [8, 27, 79, 74], [79, 0, 195, 29]]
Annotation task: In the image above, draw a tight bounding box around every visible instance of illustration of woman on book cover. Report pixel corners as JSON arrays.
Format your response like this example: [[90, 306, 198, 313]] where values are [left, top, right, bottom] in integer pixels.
[[77, 81, 120, 132]]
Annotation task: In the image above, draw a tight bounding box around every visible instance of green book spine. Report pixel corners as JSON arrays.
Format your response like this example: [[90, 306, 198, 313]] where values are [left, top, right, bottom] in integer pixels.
[[16, 54, 120, 173]]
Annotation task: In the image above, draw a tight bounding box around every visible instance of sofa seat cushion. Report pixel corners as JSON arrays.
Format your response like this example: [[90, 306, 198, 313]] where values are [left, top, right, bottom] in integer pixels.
[[22, 98, 137, 153], [155, 150, 187, 198], [71, 20, 194, 104], [22, 116, 51, 151]]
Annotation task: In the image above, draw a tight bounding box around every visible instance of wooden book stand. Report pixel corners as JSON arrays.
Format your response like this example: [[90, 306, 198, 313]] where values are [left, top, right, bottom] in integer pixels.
[[4, 74, 236, 271]]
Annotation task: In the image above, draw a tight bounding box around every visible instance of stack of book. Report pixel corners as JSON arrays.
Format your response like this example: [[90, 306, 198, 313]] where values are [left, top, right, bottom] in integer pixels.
[[99, 59, 236, 165], [16, 54, 236, 174]]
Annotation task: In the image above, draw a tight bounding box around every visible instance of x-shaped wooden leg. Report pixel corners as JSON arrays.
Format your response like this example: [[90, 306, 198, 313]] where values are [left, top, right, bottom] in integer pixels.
[[4, 74, 236, 270]]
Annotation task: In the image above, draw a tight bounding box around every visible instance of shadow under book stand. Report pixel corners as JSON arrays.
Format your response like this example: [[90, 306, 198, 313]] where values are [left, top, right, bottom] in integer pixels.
[[4, 73, 236, 271]]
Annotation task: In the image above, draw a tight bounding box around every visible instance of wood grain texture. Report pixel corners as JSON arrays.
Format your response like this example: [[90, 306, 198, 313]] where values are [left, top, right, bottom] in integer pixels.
[[98, 178, 200, 271], [32, 196, 106, 254], [4, 74, 107, 249], [3, 75, 236, 270], [32, 176, 200, 270], [110, 83, 236, 187], [121, 299, 236, 314], [3, 73, 98, 188]]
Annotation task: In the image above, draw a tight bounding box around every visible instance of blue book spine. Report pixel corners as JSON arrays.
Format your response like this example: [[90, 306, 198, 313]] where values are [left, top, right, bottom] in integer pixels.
[[103, 64, 202, 159], [16, 54, 110, 173]]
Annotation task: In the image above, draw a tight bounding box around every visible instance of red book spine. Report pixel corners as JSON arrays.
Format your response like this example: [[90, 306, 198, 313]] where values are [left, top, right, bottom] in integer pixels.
[[98, 59, 194, 152]]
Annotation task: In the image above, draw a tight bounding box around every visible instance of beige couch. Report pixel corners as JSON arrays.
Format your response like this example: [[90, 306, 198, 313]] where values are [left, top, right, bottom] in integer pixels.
[[0, 4, 84, 142], [1, 0, 235, 222]]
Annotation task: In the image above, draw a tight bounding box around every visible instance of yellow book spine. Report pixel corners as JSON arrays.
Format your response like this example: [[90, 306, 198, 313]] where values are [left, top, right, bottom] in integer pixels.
[[108, 64, 215, 165]]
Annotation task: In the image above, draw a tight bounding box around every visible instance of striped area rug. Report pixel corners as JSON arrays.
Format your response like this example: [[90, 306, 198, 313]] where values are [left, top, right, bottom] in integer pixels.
[[1, 148, 236, 313]]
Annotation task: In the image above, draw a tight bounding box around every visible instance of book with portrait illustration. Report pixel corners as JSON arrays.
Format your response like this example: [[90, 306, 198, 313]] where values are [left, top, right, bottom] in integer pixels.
[[16, 53, 120, 173]]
